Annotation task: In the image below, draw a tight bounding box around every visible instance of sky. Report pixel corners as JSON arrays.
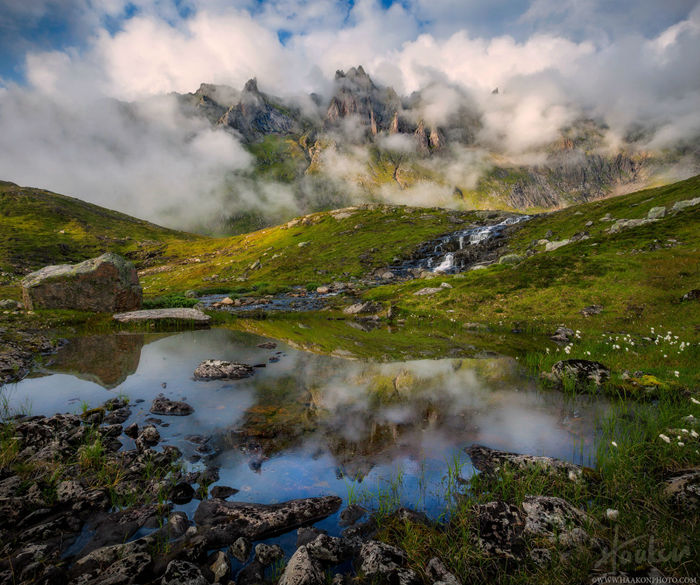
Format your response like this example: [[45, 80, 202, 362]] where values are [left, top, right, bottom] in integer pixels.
[[0, 0, 699, 227]]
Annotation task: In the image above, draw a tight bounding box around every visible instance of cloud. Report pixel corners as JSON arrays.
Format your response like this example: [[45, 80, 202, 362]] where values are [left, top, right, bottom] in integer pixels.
[[0, 0, 698, 228]]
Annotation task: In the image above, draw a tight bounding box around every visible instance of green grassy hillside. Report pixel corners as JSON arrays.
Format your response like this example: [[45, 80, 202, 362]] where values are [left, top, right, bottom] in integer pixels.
[[0, 181, 200, 276]]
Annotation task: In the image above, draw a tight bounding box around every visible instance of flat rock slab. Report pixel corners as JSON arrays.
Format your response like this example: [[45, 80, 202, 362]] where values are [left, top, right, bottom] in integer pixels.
[[113, 308, 211, 324], [194, 496, 342, 548]]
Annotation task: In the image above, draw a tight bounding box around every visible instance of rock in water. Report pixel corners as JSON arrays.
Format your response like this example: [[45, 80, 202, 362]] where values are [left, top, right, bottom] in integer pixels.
[[277, 546, 324, 585], [21, 253, 141, 312], [113, 308, 210, 324], [193, 360, 255, 380], [150, 394, 194, 416], [194, 496, 342, 547]]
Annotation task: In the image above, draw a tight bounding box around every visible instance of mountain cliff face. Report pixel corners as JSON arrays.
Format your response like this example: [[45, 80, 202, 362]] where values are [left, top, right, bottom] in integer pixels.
[[174, 67, 694, 213]]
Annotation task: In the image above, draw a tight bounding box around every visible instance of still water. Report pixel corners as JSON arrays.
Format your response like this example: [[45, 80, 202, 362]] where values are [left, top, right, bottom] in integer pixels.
[[4, 328, 608, 551]]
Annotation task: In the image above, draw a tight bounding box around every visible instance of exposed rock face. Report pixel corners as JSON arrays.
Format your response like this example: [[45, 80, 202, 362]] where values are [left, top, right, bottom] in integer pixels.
[[113, 308, 211, 324], [219, 78, 300, 142], [21, 253, 141, 312], [193, 496, 342, 547], [465, 444, 586, 483], [193, 359, 255, 380], [521, 495, 598, 549]]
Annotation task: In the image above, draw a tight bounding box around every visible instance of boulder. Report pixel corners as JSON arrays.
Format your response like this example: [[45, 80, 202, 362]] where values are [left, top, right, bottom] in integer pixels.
[[161, 560, 208, 585], [499, 254, 523, 264], [278, 546, 324, 585], [193, 496, 342, 547], [358, 541, 420, 585], [671, 197, 700, 212], [193, 359, 254, 380], [551, 359, 610, 386], [306, 534, 350, 564], [521, 495, 597, 549], [21, 253, 141, 312], [113, 308, 210, 324], [254, 543, 284, 566], [550, 325, 574, 343], [473, 501, 525, 559], [465, 444, 586, 483], [228, 536, 252, 562], [150, 394, 194, 416]]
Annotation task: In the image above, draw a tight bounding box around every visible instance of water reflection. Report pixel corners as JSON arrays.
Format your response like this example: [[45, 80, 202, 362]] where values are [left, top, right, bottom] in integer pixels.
[[7, 329, 608, 523]]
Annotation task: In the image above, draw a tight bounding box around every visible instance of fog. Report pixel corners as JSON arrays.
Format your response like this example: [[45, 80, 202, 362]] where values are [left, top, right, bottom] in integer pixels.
[[0, 0, 698, 229]]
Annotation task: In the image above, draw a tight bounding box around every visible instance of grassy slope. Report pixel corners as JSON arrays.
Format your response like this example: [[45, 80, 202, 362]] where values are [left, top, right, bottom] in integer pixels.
[[140, 206, 498, 296], [0, 181, 200, 276]]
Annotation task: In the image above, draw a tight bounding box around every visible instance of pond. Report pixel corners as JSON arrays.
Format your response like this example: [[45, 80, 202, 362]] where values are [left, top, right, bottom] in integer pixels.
[[3, 327, 609, 559]]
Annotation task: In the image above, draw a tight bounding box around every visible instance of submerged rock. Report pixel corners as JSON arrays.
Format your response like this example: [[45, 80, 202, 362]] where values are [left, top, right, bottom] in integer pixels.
[[21, 253, 141, 312], [465, 444, 586, 483], [254, 542, 284, 566], [193, 359, 255, 380], [193, 496, 342, 547]]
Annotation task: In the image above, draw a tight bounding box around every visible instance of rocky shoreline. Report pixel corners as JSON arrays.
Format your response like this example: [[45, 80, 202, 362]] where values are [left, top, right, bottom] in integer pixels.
[[5, 396, 687, 585]]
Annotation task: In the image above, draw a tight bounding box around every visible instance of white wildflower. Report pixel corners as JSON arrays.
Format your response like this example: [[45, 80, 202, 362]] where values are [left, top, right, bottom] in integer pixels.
[[606, 508, 619, 522], [691, 398, 700, 405], [659, 434, 671, 443], [678, 442, 685, 447], [611, 441, 618, 447], [674, 371, 679, 377]]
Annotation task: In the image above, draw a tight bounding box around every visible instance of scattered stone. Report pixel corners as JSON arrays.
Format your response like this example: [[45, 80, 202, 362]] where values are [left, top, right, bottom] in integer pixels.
[[138, 425, 160, 447], [209, 485, 239, 499], [184, 290, 198, 299], [113, 308, 211, 324], [21, 253, 141, 312], [342, 301, 382, 315], [465, 444, 586, 483], [647, 206, 666, 219], [413, 286, 445, 296], [219, 297, 235, 305], [255, 543, 284, 566], [257, 341, 277, 349], [194, 496, 342, 547], [306, 534, 350, 564], [664, 470, 700, 513], [229, 537, 252, 562], [358, 541, 420, 585], [150, 394, 194, 416], [671, 197, 700, 212], [545, 239, 570, 251], [584, 220, 593, 227], [473, 500, 525, 559], [551, 359, 610, 387], [0, 299, 23, 310], [316, 286, 331, 294], [278, 546, 324, 585], [550, 326, 574, 343], [522, 495, 598, 549], [207, 550, 230, 583], [193, 360, 254, 380], [296, 526, 328, 547], [499, 253, 523, 265], [161, 560, 208, 585], [608, 218, 656, 233], [580, 305, 603, 317], [681, 289, 700, 302], [339, 504, 367, 526], [426, 557, 462, 585], [170, 482, 195, 505]]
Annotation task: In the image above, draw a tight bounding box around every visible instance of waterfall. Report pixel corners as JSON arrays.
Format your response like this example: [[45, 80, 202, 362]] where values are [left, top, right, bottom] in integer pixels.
[[433, 253, 454, 273]]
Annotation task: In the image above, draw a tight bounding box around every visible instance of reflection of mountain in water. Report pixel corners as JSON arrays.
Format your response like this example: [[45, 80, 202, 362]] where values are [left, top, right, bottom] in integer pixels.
[[210, 355, 606, 480], [47, 334, 146, 389]]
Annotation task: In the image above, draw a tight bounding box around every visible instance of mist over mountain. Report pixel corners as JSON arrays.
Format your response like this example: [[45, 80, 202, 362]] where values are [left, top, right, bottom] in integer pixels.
[[0, 1, 699, 232]]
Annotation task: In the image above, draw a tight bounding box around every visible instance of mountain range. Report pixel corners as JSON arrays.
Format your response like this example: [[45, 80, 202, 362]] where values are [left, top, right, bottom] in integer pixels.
[[171, 65, 695, 227]]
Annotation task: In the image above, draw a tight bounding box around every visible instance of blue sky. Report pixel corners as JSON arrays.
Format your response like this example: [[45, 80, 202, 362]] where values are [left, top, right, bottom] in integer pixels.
[[1, 0, 697, 85]]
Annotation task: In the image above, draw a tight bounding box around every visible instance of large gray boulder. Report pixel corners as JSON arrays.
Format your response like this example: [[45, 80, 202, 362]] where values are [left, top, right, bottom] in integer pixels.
[[21, 253, 141, 312]]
